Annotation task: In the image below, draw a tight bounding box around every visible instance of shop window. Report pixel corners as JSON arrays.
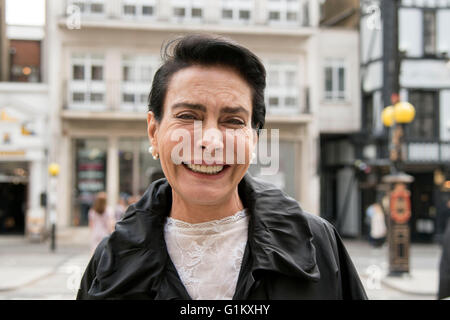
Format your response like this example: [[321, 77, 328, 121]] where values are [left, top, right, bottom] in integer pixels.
[[73, 139, 107, 226]]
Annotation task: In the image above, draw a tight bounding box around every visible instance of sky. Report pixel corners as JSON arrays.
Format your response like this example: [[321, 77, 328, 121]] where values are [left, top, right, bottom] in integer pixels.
[[6, 0, 46, 26]]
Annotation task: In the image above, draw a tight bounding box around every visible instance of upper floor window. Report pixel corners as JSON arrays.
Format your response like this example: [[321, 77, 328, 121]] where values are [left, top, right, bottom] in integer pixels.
[[69, 53, 106, 110], [121, 55, 158, 112], [221, 0, 253, 24], [171, 0, 204, 22], [423, 10, 436, 56], [122, 0, 156, 18], [265, 61, 300, 115], [406, 90, 438, 140], [267, 0, 308, 26], [68, 0, 105, 16], [324, 58, 347, 101]]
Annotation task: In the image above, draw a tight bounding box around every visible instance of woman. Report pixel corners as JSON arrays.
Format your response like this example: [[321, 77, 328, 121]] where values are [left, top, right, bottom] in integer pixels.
[[77, 34, 367, 300], [88, 192, 115, 254]]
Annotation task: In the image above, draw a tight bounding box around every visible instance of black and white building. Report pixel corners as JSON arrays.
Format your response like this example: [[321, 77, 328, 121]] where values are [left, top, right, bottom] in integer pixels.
[[359, 0, 450, 242]]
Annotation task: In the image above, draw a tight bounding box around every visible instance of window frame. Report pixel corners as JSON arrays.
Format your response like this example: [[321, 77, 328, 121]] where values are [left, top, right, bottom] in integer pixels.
[[423, 9, 437, 57], [69, 53, 106, 111], [323, 58, 348, 102], [406, 89, 439, 142], [265, 60, 301, 115]]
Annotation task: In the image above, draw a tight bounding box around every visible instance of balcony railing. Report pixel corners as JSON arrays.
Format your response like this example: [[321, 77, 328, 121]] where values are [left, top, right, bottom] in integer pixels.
[[63, 80, 310, 117], [406, 141, 450, 163], [63, 0, 315, 29]]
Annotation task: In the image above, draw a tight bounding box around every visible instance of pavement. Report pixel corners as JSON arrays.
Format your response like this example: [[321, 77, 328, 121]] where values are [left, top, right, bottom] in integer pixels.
[[344, 239, 442, 299], [0, 227, 444, 299], [0, 227, 92, 298]]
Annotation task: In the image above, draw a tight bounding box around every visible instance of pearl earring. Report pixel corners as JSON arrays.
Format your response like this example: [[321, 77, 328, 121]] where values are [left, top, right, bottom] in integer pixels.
[[251, 152, 256, 163], [148, 146, 159, 160]]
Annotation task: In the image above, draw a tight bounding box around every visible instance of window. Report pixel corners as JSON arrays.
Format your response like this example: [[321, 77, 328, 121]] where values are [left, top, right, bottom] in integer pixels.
[[222, 9, 233, 19], [73, 65, 85, 80], [142, 6, 154, 15], [73, 138, 107, 226], [91, 65, 103, 81], [191, 8, 202, 18], [121, 55, 157, 112], [171, 0, 205, 21], [269, 11, 280, 21], [265, 61, 300, 114], [69, 53, 106, 110], [123, 5, 136, 15], [363, 94, 374, 134], [122, 1, 156, 18], [67, 0, 105, 15], [324, 59, 347, 101], [407, 91, 438, 140], [267, 0, 303, 26], [174, 7, 185, 17], [221, 0, 253, 24], [286, 11, 297, 22], [423, 10, 436, 56], [239, 10, 250, 20]]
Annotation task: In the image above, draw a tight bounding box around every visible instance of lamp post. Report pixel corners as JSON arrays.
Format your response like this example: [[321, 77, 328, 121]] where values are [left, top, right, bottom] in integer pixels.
[[381, 97, 416, 276], [48, 162, 60, 252]]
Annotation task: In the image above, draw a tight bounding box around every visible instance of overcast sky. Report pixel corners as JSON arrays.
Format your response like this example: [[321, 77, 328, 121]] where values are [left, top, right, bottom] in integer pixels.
[[6, 0, 45, 26]]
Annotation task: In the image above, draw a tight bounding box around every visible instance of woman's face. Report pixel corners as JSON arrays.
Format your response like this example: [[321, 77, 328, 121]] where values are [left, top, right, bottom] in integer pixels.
[[147, 65, 257, 206]]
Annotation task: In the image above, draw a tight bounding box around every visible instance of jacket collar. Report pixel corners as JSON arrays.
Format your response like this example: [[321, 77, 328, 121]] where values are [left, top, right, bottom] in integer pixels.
[[89, 173, 320, 299]]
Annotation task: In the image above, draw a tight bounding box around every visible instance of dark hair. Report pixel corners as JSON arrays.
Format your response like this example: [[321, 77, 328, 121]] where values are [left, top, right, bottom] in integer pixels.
[[148, 34, 266, 133]]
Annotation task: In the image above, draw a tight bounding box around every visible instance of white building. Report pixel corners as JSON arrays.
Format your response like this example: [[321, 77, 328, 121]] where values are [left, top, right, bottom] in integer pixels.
[[0, 18, 50, 238]]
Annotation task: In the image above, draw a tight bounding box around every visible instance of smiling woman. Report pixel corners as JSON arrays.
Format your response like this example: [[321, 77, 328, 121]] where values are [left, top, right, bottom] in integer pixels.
[[77, 34, 368, 301]]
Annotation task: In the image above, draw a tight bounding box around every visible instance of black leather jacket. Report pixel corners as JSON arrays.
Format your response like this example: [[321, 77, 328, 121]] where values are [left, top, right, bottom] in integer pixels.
[[77, 173, 367, 300]]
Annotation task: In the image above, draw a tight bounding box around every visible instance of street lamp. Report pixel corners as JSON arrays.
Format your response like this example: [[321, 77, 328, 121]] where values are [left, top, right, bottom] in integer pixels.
[[48, 162, 60, 252], [381, 97, 416, 276]]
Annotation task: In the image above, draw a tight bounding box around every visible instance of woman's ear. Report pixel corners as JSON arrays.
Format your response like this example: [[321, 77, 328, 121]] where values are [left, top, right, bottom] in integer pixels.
[[147, 111, 159, 151]]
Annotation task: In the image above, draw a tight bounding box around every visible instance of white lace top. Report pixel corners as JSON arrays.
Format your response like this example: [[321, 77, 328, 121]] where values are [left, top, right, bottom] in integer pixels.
[[164, 209, 249, 300]]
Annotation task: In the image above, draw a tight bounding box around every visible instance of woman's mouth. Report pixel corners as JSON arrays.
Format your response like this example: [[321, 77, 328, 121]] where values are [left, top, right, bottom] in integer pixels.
[[182, 162, 230, 176]]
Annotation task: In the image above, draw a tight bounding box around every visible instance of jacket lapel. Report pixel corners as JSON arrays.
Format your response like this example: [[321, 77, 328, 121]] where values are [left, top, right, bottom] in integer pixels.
[[233, 174, 320, 299]]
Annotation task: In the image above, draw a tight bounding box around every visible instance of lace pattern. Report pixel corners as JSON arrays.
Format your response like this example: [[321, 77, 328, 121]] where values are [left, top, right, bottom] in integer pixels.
[[164, 209, 249, 300]]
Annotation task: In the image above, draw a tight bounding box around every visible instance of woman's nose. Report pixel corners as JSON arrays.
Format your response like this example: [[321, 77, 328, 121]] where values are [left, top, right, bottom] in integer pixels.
[[196, 128, 224, 154]]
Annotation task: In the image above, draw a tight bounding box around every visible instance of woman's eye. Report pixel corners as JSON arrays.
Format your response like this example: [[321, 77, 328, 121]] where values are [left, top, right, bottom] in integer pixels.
[[226, 119, 245, 125], [177, 113, 197, 120]]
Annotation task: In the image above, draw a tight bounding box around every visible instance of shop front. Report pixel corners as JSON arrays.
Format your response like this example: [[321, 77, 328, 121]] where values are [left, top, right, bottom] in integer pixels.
[[0, 105, 48, 239]]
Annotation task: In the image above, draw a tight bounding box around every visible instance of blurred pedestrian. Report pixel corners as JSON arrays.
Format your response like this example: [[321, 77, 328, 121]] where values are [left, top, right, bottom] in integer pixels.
[[366, 203, 387, 248], [88, 192, 115, 254], [438, 200, 450, 299], [115, 193, 128, 221], [127, 194, 141, 206]]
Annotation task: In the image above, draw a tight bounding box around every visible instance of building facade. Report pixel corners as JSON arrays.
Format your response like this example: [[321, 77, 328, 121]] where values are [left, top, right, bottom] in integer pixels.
[[318, 0, 362, 237], [360, 0, 450, 242], [46, 0, 325, 228], [0, 1, 49, 238]]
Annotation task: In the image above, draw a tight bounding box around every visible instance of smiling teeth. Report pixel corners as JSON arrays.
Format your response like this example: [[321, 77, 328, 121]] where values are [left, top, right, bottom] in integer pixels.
[[186, 163, 224, 174]]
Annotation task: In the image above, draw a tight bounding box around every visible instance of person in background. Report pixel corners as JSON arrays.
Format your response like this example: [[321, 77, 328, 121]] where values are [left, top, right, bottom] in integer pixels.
[[88, 192, 115, 254], [438, 200, 450, 299], [115, 193, 128, 221], [127, 194, 141, 206], [366, 203, 387, 248]]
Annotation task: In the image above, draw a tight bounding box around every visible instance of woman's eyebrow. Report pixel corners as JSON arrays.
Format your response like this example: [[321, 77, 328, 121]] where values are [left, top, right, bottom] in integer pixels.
[[171, 102, 207, 112], [221, 106, 249, 116]]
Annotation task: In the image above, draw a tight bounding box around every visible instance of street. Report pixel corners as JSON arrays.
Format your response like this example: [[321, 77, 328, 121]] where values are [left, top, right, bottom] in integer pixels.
[[0, 228, 443, 300]]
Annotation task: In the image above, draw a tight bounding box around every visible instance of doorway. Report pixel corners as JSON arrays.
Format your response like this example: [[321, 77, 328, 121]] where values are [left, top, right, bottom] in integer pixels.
[[0, 182, 27, 234]]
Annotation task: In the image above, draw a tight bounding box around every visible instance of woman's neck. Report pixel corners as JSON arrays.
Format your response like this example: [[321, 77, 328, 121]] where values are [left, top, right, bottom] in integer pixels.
[[170, 188, 244, 224]]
